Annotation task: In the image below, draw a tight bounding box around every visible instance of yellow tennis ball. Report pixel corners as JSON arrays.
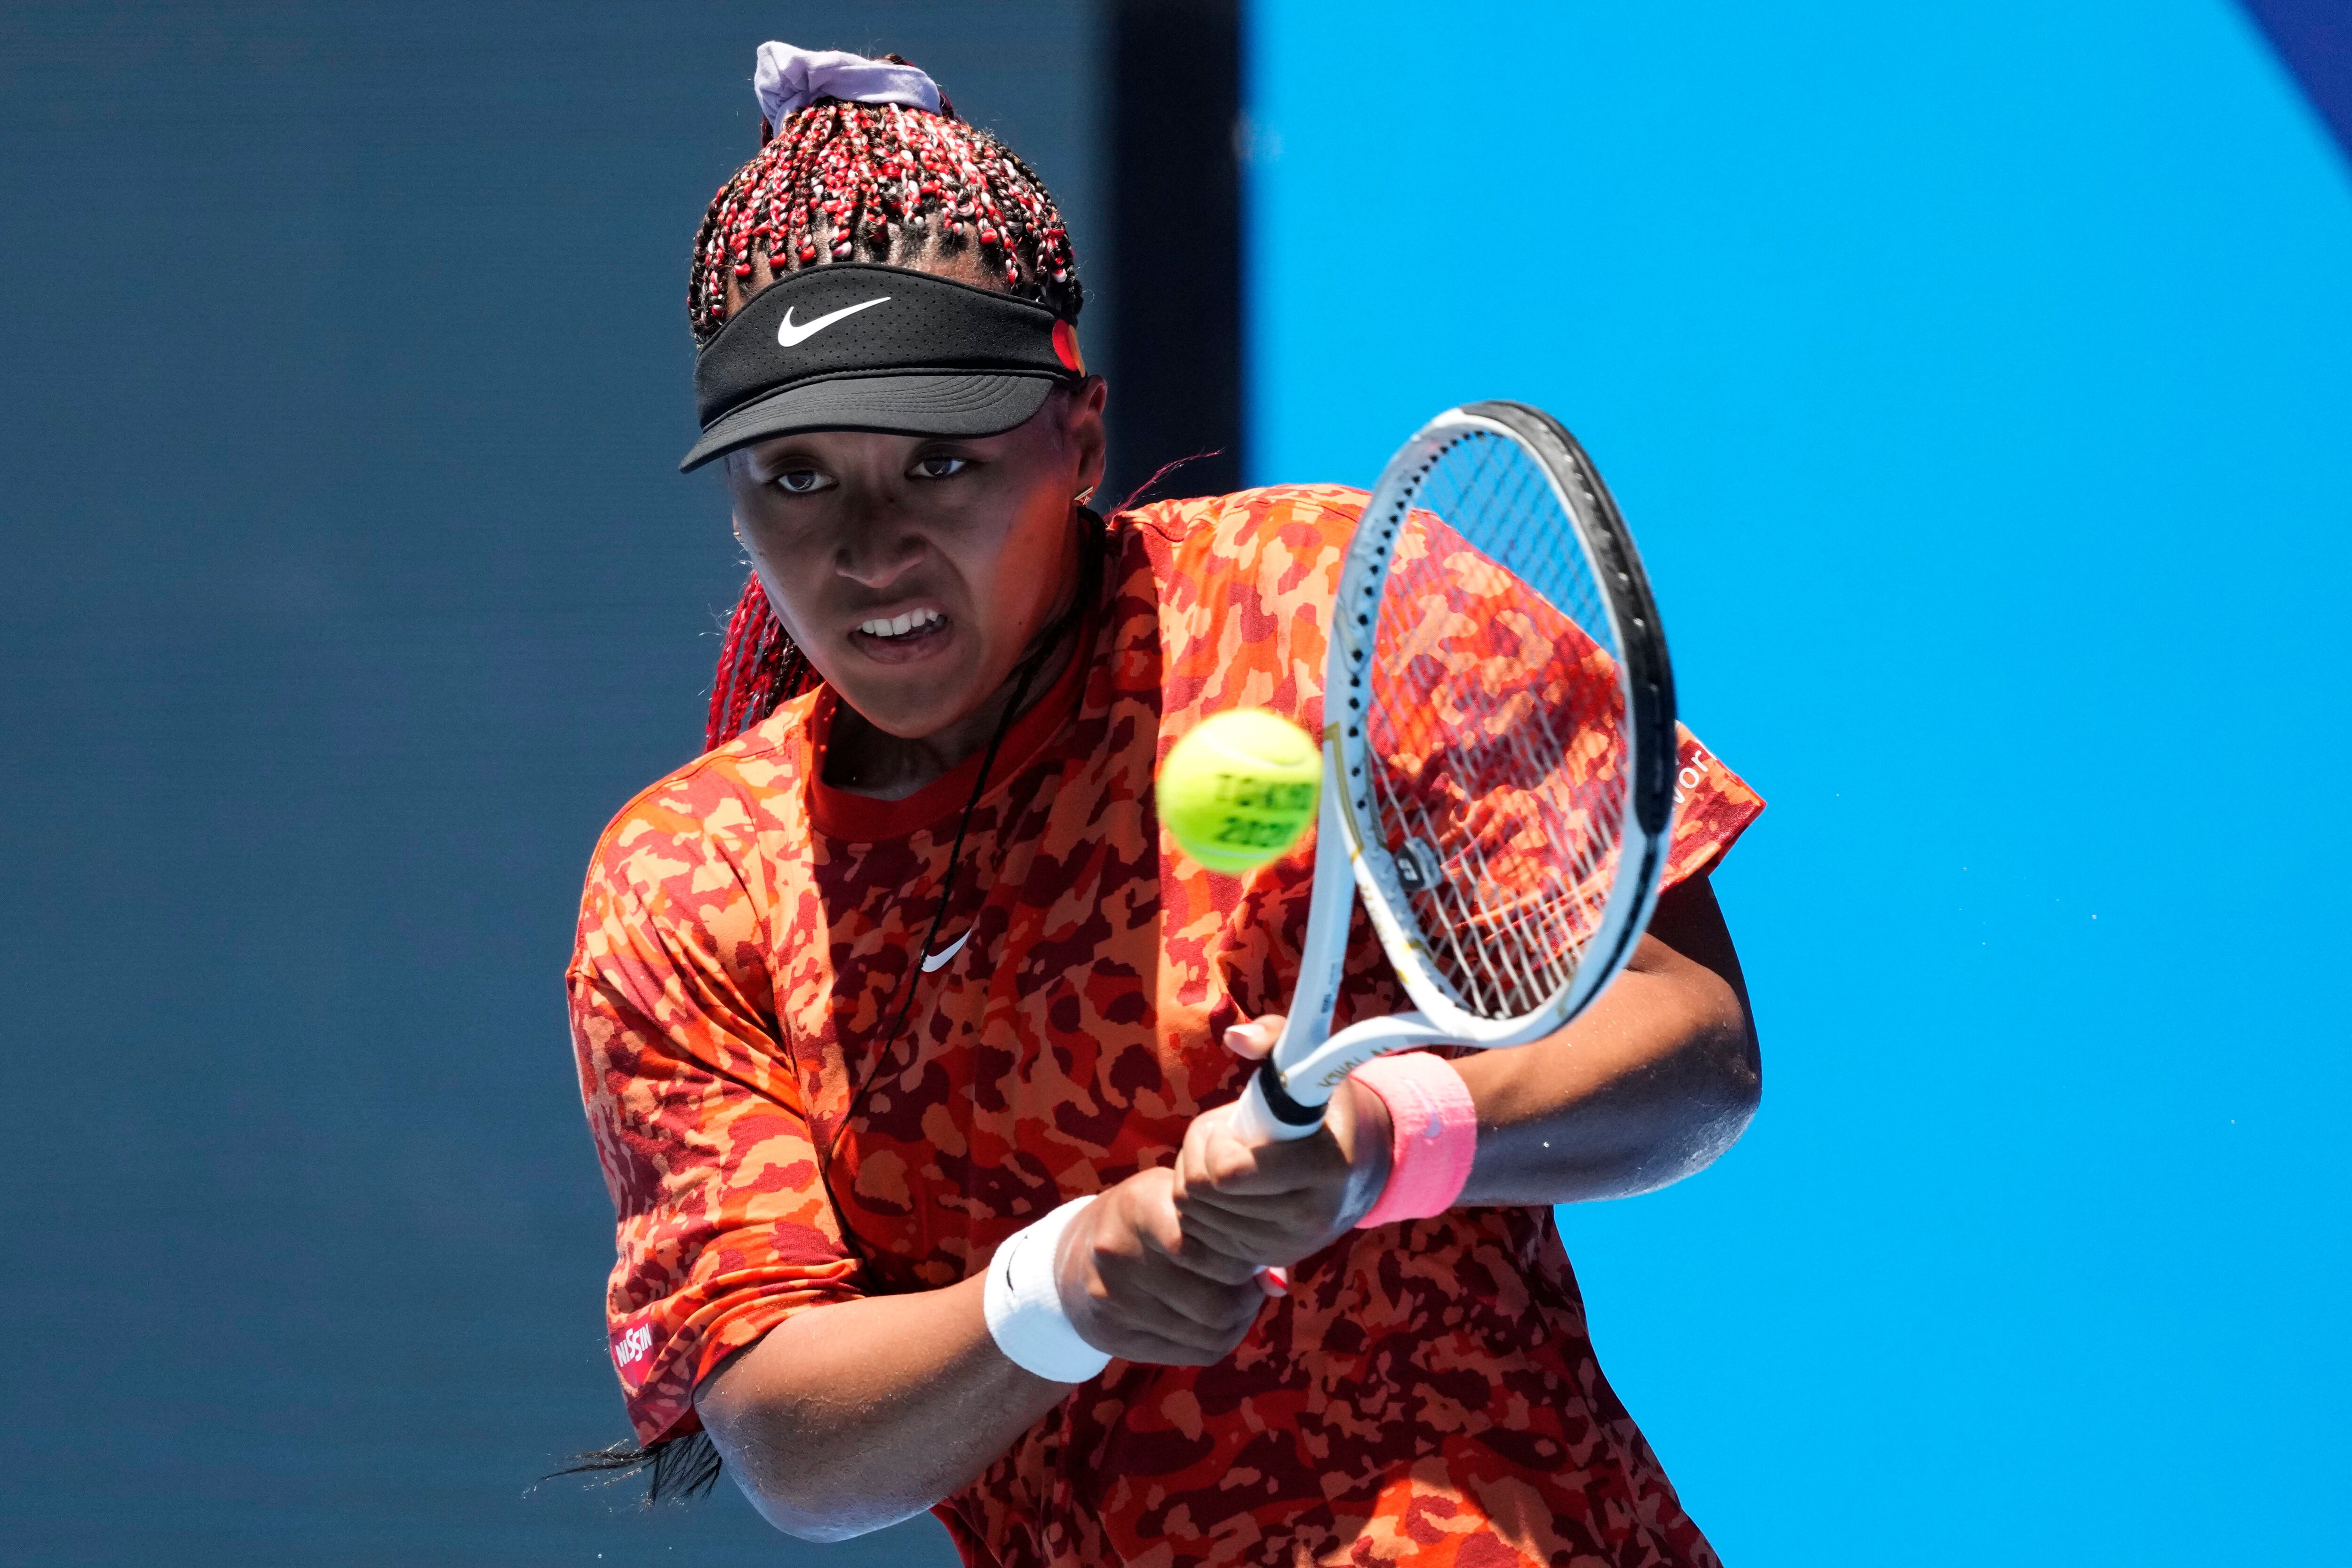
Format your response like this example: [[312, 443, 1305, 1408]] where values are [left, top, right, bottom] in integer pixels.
[[1158, 709, 1323, 875]]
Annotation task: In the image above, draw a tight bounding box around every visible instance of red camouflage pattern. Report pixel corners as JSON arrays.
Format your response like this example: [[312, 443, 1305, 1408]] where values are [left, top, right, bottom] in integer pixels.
[[568, 485, 1765, 1567]]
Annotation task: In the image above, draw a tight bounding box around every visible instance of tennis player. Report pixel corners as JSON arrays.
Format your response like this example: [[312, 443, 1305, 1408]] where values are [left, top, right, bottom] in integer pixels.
[[570, 44, 1766, 1568]]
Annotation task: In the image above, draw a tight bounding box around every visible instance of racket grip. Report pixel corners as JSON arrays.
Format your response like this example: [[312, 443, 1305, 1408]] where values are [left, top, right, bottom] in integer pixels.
[[1230, 1061, 1326, 1143], [1229, 1015, 1464, 1144]]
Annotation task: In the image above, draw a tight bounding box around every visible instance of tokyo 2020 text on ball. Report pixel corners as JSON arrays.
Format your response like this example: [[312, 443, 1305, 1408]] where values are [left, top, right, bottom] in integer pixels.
[[1158, 708, 1323, 876]]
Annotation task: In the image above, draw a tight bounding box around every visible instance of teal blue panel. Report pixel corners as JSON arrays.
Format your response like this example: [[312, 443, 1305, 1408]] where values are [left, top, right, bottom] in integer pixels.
[[1248, 1, 2352, 1560]]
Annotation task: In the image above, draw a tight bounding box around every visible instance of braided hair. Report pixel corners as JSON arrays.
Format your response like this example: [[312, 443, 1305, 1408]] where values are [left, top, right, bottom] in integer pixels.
[[691, 75, 1081, 342], [694, 81, 1088, 751]]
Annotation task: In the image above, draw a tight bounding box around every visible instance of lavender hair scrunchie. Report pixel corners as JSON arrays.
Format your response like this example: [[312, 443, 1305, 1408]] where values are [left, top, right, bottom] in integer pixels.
[[753, 40, 943, 134]]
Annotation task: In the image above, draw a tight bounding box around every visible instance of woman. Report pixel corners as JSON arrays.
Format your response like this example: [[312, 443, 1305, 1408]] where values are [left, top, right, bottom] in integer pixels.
[[571, 42, 1767, 1567]]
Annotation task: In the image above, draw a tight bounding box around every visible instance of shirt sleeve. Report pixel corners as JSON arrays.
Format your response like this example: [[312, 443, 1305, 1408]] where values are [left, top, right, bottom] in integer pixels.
[[1662, 723, 1763, 887], [1164, 488, 1765, 1031], [1367, 505, 1766, 915], [568, 782, 862, 1445]]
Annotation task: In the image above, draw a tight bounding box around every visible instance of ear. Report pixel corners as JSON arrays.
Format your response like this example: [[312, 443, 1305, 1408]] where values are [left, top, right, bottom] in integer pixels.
[[1062, 375, 1109, 497]]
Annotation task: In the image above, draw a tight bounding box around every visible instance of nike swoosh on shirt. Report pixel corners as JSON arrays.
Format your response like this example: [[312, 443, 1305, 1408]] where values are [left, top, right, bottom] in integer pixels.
[[922, 928, 971, 974], [776, 296, 890, 347]]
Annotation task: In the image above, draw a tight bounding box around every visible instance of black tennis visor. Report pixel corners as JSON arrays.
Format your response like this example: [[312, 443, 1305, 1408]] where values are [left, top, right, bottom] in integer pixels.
[[680, 262, 1084, 472]]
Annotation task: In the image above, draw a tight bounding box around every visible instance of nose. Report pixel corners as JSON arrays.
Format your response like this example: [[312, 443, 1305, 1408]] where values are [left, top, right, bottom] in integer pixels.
[[833, 488, 926, 590]]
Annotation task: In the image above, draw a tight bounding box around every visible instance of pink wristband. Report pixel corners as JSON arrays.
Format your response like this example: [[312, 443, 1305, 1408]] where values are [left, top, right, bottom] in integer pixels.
[[1351, 1052, 1477, 1228]]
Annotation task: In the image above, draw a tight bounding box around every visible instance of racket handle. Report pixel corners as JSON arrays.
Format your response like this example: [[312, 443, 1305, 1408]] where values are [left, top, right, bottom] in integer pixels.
[[1229, 1012, 1462, 1144], [1231, 1061, 1325, 1143]]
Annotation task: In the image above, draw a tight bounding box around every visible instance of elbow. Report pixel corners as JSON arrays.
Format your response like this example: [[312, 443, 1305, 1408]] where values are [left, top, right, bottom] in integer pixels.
[[744, 1476, 920, 1543], [699, 1400, 923, 1544], [1657, 1014, 1761, 1185], [1685, 1047, 1761, 1174], [762, 1507, 858, 1544], [1616, 1091, 1753, 1200], [1712, 1013, 1763, 1129], [1603, 1005, 1758, 1198], [774, 1515, 889, 1546]]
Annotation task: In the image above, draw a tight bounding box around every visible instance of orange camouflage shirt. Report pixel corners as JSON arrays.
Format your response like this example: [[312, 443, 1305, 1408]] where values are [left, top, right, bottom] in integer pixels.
[[569, 485, 1764, 1568]]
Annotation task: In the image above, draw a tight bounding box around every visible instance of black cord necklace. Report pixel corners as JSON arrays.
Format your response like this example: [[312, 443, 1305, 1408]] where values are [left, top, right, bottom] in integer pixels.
[[839, 510, 1108, 1129]]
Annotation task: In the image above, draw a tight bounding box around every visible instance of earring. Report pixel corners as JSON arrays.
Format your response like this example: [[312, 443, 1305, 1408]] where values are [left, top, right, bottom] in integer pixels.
[[1075, 485, 1097, 506]]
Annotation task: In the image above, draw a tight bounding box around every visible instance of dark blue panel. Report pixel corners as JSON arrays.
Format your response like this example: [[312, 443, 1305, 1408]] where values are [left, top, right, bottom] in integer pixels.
[[0, 1, 1093, 1561], [1105, 0, 1244, 506], [2241, 0, 2352, 156]]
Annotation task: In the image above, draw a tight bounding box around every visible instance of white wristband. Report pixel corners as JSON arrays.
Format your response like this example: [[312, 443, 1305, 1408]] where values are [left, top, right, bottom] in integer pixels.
[[982, 1195, 1112, 1383]]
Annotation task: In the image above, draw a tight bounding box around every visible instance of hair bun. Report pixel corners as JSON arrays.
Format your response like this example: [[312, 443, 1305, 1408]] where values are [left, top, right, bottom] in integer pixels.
[[753, 42, 943, 141]]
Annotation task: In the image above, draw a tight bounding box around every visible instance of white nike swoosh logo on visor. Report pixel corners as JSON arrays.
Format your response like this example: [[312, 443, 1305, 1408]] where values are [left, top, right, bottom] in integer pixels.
[[922, 928, 971, 974], [777, 296, 890, 347]]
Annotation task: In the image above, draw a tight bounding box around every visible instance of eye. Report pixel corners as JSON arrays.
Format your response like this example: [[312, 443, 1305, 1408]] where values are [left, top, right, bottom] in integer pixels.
[[771, 466, 833, 495], [911, 455, 970, 481]]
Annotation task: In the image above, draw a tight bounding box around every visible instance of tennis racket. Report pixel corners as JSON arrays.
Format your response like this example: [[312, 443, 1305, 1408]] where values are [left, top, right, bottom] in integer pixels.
[[1229, 401, 1678, 1143]]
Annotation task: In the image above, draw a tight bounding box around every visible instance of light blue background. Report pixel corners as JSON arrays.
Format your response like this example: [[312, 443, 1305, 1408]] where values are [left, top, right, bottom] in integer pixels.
[[1248, 1, 2350, 1559]]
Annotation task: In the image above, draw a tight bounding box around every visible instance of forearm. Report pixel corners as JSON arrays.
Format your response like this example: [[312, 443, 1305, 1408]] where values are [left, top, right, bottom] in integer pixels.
[[694, 1274, 1065, 1541], [1173, 879, 1761, 1265], [1454, 963, 1757, 1205]]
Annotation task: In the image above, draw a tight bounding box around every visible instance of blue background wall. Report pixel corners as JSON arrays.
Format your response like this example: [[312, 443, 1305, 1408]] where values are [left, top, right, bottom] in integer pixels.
[[1248, 0, 2352, 1559], [0, 2, 1097, 1560]]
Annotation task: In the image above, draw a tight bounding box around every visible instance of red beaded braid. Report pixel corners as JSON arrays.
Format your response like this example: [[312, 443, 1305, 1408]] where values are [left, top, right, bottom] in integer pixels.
[[694, 74, 1085, 751]]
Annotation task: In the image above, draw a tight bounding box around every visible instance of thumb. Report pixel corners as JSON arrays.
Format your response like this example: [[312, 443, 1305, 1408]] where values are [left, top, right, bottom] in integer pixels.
[[1177, 1102, 1262, 1194], [1221, 1014, 1286, 1061]]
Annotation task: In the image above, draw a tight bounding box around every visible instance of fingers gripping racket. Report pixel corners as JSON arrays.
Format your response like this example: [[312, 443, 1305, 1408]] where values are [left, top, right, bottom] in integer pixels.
[[1229, 402, 1678, 1144]]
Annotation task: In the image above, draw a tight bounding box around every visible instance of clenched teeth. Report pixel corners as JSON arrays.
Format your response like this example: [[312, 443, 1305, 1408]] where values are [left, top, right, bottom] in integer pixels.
[[858, 607, 944, 639]]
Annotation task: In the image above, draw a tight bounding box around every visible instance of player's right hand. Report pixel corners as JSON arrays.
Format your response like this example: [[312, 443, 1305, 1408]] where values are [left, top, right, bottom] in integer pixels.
[[1055, 1167, 1275, 1366]]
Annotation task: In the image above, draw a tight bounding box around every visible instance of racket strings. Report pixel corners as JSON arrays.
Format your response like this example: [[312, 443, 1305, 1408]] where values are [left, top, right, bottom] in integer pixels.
[[1439, 452, 1628, 976], [1372, 449, 1556, 1010], [1369, 439, 1565, 1013], [1416, 555, 1600, 1005], [1363, 430, 1632, 1021], [1411, 444, 1599, 1006]]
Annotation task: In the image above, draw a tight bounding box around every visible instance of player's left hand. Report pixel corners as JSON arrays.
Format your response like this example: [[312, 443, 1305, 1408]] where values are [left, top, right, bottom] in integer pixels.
[[1170, 1015, 1395, 1271]]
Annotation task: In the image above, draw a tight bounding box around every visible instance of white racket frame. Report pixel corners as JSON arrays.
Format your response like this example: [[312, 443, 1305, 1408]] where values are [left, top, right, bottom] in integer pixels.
[[1231, 404, 1675, 1142]]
